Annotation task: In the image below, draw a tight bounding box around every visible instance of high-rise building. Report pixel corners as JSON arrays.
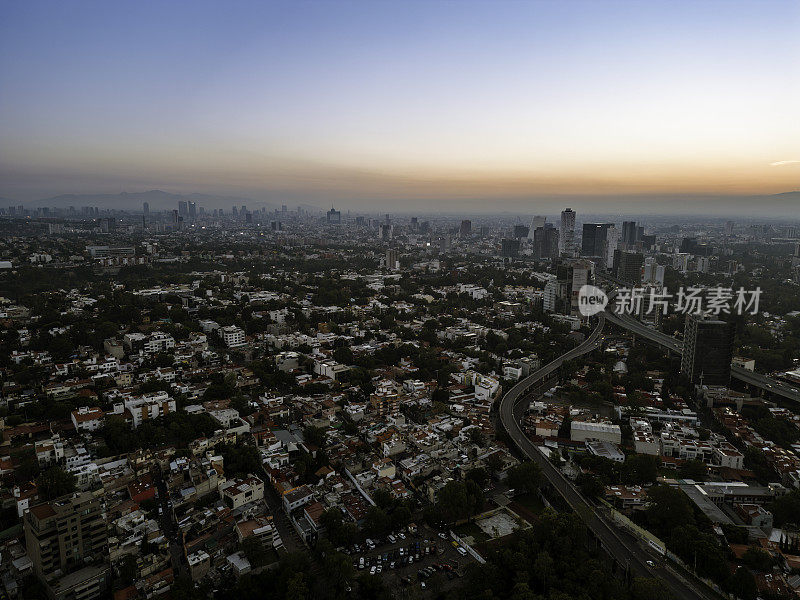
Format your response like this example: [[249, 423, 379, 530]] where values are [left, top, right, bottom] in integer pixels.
[[616, 251, 643, 284], [385, 249, 400, 270], [142, 202, 149, 215], [543, 279, 559, 312], [563, 259, 594, 316], [531, 215, 546, 234], [24, 493, 109, 600], [327, 206, 341, 224], [603, 225, 619, 269], [558, 208, 575, 256], [178, 200, 188, 217], [459, 220, 472, 237], [501, 238, 520, 257], [642, 258, 665, 286], [533, 225, 559, 259], [188, 201, 197, 219], [681, 314, 735, 386], [513, 224, 530, 239], [622, 221, 637, 246], [581, 223, 614, 257]]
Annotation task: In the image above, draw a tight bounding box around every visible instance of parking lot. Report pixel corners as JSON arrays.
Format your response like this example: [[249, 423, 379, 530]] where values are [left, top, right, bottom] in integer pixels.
[[346, 527, 476, 595]]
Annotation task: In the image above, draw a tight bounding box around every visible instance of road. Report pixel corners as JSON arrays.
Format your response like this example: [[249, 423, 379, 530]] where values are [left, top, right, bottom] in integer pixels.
[[498, 314, 716, 600], [604, 311, 800, 405], [153, 470, 188, 578], [595, 272, 800, 405]]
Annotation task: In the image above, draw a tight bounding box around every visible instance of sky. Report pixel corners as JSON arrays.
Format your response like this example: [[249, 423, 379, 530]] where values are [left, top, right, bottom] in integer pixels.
[[1, 0, 799, 213]]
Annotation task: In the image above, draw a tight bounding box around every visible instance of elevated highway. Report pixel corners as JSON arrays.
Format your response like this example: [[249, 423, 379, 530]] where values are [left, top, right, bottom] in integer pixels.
[[499, 314, 715, 600]]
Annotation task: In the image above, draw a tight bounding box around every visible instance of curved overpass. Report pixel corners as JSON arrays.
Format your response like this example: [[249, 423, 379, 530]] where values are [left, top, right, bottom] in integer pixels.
[[605, 311, 800, 405], [499, 314, 714, 600]]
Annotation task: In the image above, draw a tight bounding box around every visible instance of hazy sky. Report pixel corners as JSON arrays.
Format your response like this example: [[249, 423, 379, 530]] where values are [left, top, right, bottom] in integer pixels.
[[1, 0, 799, 211]]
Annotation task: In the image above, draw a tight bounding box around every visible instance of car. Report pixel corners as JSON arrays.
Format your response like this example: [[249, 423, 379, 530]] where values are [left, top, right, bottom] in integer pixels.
[[388, 534, 396, 543], [398, 532, 406, 540], [376, 565, 382, 574], [451, 541, 459, 548], [398, 548, 404, 556], [408, 556, 414, 564], [457, 547, 467, 556], [646, 560, 655, 567], [438, 532, 447, 540], [421, 582, 426, 589], [390, 561, 395, 569], [359, 558, 365, 569]]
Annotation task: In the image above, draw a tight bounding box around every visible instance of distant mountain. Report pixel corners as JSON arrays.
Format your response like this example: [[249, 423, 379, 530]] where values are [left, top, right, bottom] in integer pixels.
[[0, 197, 18, 206]]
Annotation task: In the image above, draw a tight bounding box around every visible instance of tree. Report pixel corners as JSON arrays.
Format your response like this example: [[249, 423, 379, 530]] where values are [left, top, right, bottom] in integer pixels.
[[322, 548, 354, 592], [241, 536, 269, 567], [576, 473, 605, 498], [741, 547, 773, 572], [770, 488, 800, 527], [486, 452, 505, 475], [646, 485, 694, 538], [678, 459, 707, 482], [630, 577, 671, 600], [302, 425, 327, 449], [622, 454, 659, 484], [36, 466, 76, 500], [507, 461, 542, 495], [466, 467, 488, 488], [557, 415, 572, 439], [431, 387, 450, 404], [731, 567, 757, 600], [364, 506, 390, 537]]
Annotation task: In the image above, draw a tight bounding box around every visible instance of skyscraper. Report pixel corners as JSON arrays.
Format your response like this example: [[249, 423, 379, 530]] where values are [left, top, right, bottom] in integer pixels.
[[621, 221, 637, 246], [327, 206, 341, 224], [603, 225, 619, 269], [188, 201, 197, 220], [178, 200, 188, 217], [142, 201, 149, 215], [24, 492, 109, 600], [558, 208, 575, 256], [616, 251, 644, 284], [459, 220, 472, 237], [681, 314, 735, 386], [501, 238, 520, 257], [581, 223, 614, 257], [533, 225, 559, 259], [513, 224, 530, 239], [385, 248, 400, 270]]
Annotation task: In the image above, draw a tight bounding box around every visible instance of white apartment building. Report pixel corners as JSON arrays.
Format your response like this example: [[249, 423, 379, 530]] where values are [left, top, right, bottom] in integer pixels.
[[144, 332, 175, 354], [220, 476, 265, 510], [221, 325, 246, 348], [110, 391, 176, 428], [71, 406, 105, 432]]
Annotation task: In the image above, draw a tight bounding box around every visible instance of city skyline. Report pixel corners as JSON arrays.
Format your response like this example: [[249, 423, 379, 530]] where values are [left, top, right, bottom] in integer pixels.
[[1, 0, 799, 214]]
